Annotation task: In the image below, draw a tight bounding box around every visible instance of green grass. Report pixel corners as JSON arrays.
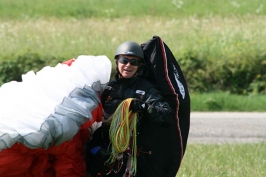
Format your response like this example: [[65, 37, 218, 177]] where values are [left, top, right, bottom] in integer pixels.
[[1, 16, 266, 60], [178, 143, 266, 177], [191, 92, 266, 112], [0, 0, 265, 19]]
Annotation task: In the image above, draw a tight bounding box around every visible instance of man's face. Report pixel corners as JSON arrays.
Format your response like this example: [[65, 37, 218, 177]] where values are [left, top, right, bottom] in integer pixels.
[[117, 55, 140, 78]]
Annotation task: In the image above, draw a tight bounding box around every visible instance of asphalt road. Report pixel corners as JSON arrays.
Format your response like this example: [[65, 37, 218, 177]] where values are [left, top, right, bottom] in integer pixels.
[[188, 112, 266, 144]]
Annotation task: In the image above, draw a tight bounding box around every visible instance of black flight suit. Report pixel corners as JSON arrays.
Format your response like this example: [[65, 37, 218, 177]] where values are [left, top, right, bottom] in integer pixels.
[[97, 75, 181, 177]]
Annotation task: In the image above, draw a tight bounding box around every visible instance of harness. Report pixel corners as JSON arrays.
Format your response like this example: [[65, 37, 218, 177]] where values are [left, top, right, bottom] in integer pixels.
[[86, 77, 153, 177]]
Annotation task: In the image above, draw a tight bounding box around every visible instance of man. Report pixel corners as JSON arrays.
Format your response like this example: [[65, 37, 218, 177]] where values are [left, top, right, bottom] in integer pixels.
[[86, 41, 182, 177]]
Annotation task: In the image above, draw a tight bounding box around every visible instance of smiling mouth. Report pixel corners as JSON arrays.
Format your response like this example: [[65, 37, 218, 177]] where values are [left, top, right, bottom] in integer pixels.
[[123, 69, 132, 72]]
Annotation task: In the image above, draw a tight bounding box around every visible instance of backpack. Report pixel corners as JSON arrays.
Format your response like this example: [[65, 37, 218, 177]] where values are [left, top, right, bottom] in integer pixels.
[[140, 35, 190, 154], [85, 126, 113, 177]]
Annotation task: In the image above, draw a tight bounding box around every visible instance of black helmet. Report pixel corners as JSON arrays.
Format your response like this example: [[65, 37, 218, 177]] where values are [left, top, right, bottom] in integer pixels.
[[115, 41, 144, 59]]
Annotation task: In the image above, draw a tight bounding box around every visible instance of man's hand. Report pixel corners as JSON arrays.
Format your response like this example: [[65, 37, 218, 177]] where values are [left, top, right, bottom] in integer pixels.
[[129, 99, 148, 113]]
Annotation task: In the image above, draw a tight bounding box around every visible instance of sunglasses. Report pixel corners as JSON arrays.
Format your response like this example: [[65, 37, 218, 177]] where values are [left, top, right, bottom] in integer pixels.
[[118, 57, 141, 66]]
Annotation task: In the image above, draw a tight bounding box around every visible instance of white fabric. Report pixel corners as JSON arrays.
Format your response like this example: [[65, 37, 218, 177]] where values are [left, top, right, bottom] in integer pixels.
[[0, 55, 111, 143]]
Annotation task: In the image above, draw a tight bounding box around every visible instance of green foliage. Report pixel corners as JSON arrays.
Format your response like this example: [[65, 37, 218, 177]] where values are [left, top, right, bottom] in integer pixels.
[[0, 52, 64, 86], [0, 60, 21, 85], [178, 50, 210, 92], [179, 51, 266, 94]]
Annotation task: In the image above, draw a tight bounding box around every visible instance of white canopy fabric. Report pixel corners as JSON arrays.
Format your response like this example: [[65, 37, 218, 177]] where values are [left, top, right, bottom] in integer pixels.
[[0, 55, 111, 150]]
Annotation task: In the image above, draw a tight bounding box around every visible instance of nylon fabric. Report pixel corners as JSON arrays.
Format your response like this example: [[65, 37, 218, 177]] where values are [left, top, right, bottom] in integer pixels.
[[0, 55, 112, 176], [140, 36, 191, 176]]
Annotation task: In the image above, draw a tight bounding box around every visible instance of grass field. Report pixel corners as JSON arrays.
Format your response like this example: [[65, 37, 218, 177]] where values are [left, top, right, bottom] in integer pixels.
[[0, 0, 266, 59], [178, 143, 266, 177], [191, 92, 266, 112], [1, 16, 266, 61], [0, 0, 265, 19]]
